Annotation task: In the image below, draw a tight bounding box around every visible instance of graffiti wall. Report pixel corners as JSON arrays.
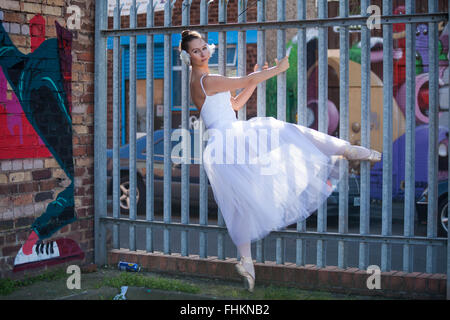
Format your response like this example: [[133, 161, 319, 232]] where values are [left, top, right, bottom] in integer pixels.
[[271, 4, 449, 201], [0, 11, 83, 273]]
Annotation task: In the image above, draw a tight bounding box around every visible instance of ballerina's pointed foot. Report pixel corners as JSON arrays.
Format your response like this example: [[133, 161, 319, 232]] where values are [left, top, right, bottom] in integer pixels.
[[343, 145, 382, 162], [235, 257, 255, 293]]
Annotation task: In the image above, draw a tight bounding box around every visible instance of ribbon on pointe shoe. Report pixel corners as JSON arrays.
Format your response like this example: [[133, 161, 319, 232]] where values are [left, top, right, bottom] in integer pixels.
[[235, 257, 255, 293]]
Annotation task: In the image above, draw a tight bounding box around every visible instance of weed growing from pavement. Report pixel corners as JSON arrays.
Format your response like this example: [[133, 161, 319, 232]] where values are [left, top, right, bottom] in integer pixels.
[[98, 272, 201, 294], [0, 268, 67, 296]]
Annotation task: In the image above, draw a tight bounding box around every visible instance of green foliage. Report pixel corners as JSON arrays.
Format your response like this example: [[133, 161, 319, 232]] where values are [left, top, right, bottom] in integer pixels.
[[0, 268, 67, 296], [100, 272, 201, 294], [265, 41, 299, 123]]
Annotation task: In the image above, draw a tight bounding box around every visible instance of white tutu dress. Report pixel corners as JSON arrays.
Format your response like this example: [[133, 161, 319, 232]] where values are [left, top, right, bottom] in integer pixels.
[[199, 74, 351, 247]]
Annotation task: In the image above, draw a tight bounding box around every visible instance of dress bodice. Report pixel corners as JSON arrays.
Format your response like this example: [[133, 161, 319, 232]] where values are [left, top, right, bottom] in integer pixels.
[[199, 74, 237, 130]]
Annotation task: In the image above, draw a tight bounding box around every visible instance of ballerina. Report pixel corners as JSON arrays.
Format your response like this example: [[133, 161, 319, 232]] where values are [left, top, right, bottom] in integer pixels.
[[179, 30, 381, 292]]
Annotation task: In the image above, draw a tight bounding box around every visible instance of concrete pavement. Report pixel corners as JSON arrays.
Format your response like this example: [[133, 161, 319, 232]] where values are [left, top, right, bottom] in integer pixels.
[[0, 264, 391, 300]]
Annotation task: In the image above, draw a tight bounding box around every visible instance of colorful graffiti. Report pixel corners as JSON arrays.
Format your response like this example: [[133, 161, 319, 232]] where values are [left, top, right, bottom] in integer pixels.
[[269, 6, 449, 201], [0, 14, 83, 271]]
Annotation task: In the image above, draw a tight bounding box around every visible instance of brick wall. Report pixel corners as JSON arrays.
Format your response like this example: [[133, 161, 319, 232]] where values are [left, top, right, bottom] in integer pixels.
[[0, 0, 95, 278], [109, 249, 447, 299]]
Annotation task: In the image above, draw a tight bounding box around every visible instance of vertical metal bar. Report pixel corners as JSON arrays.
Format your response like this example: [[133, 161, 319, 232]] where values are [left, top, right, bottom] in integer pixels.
[[426, 0, 439, 274], [381, 0, 393, 272], [316, 0, 328, 268], [277, 0, 286, 122], [338, 0, 350, 270], [146, 0, 156, 253], [163, 0, 174, 255], [128, 0, 138, 252], [275, 0, 286, 265], [256, 0, 266, 264], [237, 0, 247, 121], [234, 0, 247, 261], [181, 0, 192, 257], [403, 0, 416, 273], [94, 0, 108, 265], [217, 0, 228, 261], [447, 0, 450, 301], [257, 0, 266, 118], [296, 0, 307, 267], [112, 0, 121, 250], [122, 46, 126, 145], [359, 0, 371, 271], [199, 0, 210, 259]]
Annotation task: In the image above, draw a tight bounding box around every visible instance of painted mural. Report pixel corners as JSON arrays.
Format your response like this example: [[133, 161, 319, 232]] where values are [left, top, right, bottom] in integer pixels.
[[268, 6, 449, 201], [0, 14, 83, 271]]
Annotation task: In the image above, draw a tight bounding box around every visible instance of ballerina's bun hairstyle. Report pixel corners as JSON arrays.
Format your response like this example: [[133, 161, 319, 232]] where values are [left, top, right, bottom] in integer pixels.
[[179, 30, 203, 52]]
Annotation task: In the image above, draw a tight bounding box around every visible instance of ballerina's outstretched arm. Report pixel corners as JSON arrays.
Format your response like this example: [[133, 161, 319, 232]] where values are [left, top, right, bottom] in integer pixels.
[[230, 61, 269, 111]]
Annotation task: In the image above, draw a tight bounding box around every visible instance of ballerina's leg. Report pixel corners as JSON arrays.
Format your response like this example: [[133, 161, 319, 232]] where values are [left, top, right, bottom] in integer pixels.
[[292, 124, 350, 157]]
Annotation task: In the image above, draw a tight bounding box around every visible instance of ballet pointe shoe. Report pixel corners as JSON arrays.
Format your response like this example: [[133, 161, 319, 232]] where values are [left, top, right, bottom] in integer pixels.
[[235, 257, 255, 293], [343, 145, 382, 162]]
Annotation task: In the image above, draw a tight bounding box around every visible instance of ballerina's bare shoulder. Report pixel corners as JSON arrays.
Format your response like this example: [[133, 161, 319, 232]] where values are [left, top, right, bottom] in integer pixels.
[[190, 74, 221, 111]]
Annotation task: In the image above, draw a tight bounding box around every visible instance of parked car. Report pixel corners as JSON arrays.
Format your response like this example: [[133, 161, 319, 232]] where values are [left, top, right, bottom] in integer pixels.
[[107, 129, 363, 216], [416, 179, 448, 237], [107, 129, 218, 215]]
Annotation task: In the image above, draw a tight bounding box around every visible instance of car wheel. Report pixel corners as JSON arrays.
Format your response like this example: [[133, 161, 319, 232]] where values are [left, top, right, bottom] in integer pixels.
[[120, 173, 146, 215], [437, 198, 448, 237]]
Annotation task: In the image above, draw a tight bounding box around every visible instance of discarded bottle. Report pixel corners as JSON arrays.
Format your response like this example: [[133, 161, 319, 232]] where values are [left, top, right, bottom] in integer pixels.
[[113, 286, 128, 300], [118, 261, 141, 272]]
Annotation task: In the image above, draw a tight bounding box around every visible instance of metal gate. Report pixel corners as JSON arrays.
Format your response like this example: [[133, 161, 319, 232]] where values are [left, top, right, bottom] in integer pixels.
[[94, 0, 450, 297]]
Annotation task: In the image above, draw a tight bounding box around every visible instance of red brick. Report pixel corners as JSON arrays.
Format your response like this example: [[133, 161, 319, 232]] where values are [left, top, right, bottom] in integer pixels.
[[77, 52, 94, 62], [176, 256, 189, 273], [32, 169, 52, 180], [282, 263, 297, 283], [272, 263, 286, 283], [165, 255, 178, 272], [318, 267, 329, 286], [353, 270, 369, 290], [438, 275, 447, 295], [13, 193, 33, 206], [414, 273, 431, 293], [405, 272, 423, 292], [4, 12, 26, 24], [39, 179, 57, 191], [390, 271, 407, 292], [218, 258, 237, 279], [302, 266, 319, 288], [2, 244, 21, 257], [206, 258, 220, 276], [81, 263, 97, 273], [341, 269, 354, 288], [380, 271, 397, 290], [196, 258, 208, 275], [149, 254, 163, 271], [328, 269, 343, 287], [186, 255, 199, 274], [257, 261, 274, 282], [108, 250, 120, 264]]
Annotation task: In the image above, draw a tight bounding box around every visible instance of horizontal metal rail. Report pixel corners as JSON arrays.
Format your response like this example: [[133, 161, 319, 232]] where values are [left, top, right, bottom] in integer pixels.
[[100, 13, 448, 37], [100, 216, 447, 247]]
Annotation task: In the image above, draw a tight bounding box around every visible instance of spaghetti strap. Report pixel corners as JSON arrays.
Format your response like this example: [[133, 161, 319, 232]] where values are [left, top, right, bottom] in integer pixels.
[[200, 74, 207, 96]]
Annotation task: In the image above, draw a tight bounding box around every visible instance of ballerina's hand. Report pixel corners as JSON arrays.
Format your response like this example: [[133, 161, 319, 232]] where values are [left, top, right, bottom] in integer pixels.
[[275, 55, 289, 73], [253, 61, 269, 73], [230, 96, 239, 110]]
